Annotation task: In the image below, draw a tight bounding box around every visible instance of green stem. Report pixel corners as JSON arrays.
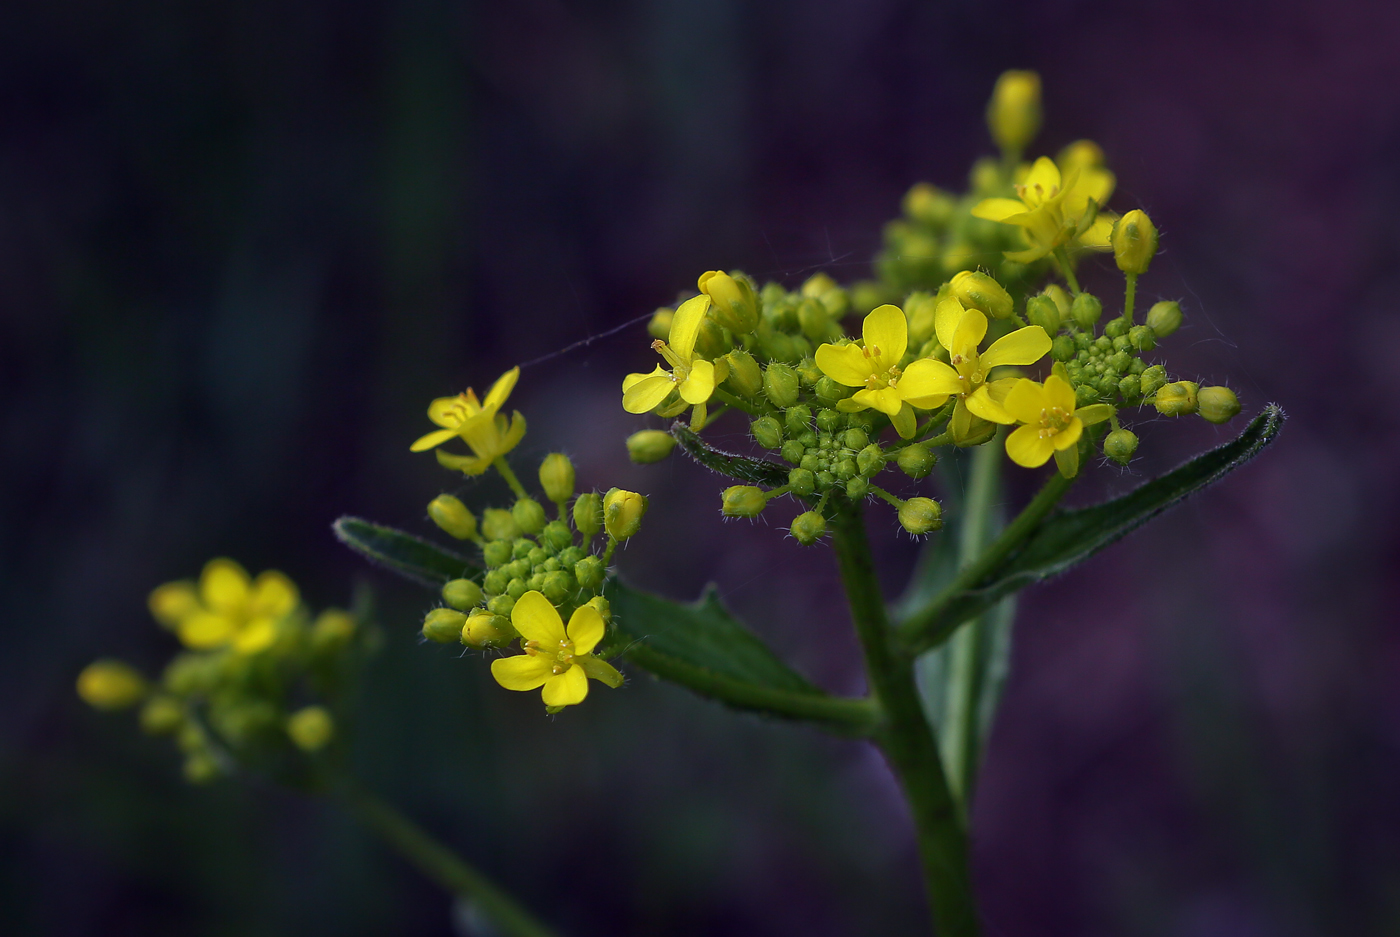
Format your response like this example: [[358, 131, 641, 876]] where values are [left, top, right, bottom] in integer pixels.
[[1123, 273, 1137, 324], [601, 537, 618, 566], [898, 469, 1075, 656], [338, 783, 558, 937], [493, 459, 528, 500], [1052, 247, 1081, 296], [831, 504, 979, 937], [712, 388, 762, 416]]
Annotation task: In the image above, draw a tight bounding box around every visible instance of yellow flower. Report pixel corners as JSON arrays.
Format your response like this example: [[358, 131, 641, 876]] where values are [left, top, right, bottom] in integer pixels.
[[489, 591, 623, 709], [76, 660, 148, 710], [410, 367, 527, 476], [1001, 375, 1114, 477], [149, 558, 299, 654], [970, 155, 1116, 262], [813, 305, 954, 439], [892, 298, 1051, 443], [622, 294, 729, 418]]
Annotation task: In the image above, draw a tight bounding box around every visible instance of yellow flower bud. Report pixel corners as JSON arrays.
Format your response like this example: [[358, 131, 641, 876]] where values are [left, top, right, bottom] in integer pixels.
[[538, 453, 576, 505], [1104, 428, 1139, 465], [1044, 284, 1072, 318], [905, 292, 938, 345], [625, 430, 675, 464], [647, 307, 674, 341], [1026, 294, 1061, 335], [1145, 300, 1182, 338], [422, 608, 467, 643], [763, 362, 800, 408], [986, 70, 1042, 155], [311, 609, 356, 651], [903, 183, 955, 227], [724, 348, 763, 398], [76, 660, 147, 710], [603, 488, 648, 541], [574, 555, 605, 590], [1111, 209, 1159, 276], [751, 416, 782, 450], [573, 492, 603, 538], [721, 485, 767, 518], [442, 578, 484, 611], [1153, 381, 1199, 417], [898, 498, 944, 535], [951, 270, 1013, 320], [1071, 292, 1103, 330], [463, 609, 515, 648], [427, 495, 478, 540], [139, 696, 185, 735], [698, 270, 758, 333], [511, 498, 547, 535], [897, 444, 937, 480], [789, 511, 827, 545], [287, 706, 334, 752], [586, 595, 611, 625], [1197, 386, 1241, 424]]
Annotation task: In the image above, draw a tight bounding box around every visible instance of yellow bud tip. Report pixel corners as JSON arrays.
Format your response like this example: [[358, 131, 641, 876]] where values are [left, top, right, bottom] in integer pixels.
[[898, 498, 944, 536], [287, 706, 334, 752], [1112, 209, 1159, 276], [603, 488, 648, 541], [626, 430, 676, 464], [427, 494, 478, 540], [538, 453, 576, 504], [77, 660, 148, 710], [987, 70, 1042, 154]]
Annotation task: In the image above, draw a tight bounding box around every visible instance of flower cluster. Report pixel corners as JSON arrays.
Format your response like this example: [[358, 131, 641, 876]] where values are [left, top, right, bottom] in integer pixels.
[[78, 560, 370, 784]]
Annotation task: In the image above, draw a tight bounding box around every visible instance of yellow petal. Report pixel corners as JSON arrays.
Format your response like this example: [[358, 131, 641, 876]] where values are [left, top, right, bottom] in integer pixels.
[[1075, 403, 1115, 426], [1052, 417, 1083, 451], [951, 309, 988, 357], [950, 398, 973, 443], [890, 402, 916, 439], [965, 385, 1015, 424], [981, 326, 1051, 369], [148, 581, 199, 627], [491, 654, 554, 692], [498, 411, 527, 455], [898, 358, 961, 408], [1021, 156, 1061, 203], [852, 386, 904, 418], [541, 665, 589, 707], [679, 358, 716, 405], [200, 558, 250, 613], [481, 367, 519, 414], [426, 395, 468, 429], [1079, 215, 1114, 250], [233, 618, 278, 655], [862, 305, 907, 370], [971, 197, 1030, 222], [578, 655, 624, 688], [1003, 243, 1054, 264], [623, 365, 665, 393], [250, 571, 298, 618], [178, 612, 235, 649], [934, 297, 965, 351], [814, 342, 873, 387], [1044, 375, 1077, 412], [834, 397, 869, 413], [622, 373, 676, 413], [435, 449, 492, 475], [566, 605, 606, 656], [1002, 378, 1048, 425], [667, 294, 710, 362], [410, 427, 459, 452], [511, 590, 567, 645], [1006, 423, 1054, 467]]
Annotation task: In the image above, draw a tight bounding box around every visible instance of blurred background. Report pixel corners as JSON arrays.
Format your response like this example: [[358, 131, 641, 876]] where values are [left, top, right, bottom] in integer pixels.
[[3, 0, 1399, 934]]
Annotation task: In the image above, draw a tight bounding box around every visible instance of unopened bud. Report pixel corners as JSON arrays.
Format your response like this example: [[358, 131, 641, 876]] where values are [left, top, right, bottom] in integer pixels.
[[1145, 300, 1182, 338], [1197, 386, 1241, 424], [442, 578, 484, 611], [139, 696, 184, 735], [626, 430, 675, 465], [603, 488, 648, 541], [898, 498, 944, 535], [1026, 294, 1061, 335], [586, 594, 611, 625], [721, 485, 767, 518], [725, 348, 763, 397], [857, 444, 885, 476], [789, 511, 827, 545], [897, 444, 937, 479], [698, 270, 759, 333], [462, 609, 513, 648], [423, 608, 467, 643], [428, 494, 478, 540], [788, 468, 816, 496], [77, 660, 147, 710], [1128, 325, 1156, 352], [1140, 365, 1168, 397], [1071, 292, 1103, 330], [763, 362, 800, 408], [1044, 284, 1072, 318], [845, 476, 869, 500], [814, 376, 851, 405], [1112, 209, 1158, 276], [815, 408, 842, 432], [951, 270, 1013, 320], [1154, 381, 1199, 417], [751, 416, 783, 450], [647, 307, 674, 341], [481, 508, 520, 542], [1118, 373, 1142, 399], [785, 405, 812, 434], [904, 183, 955, 227], [796, 298, 830, 343], [511, 498, 547, 535], [541, 571, 574, 604], [905, 293, 939, 345], [573, 492, 603, 539], [538, 453, 575, 504], [1051, 334, 1076, 361], [574, 555, 606, 591], [986, 70, 1042, 155], [287, 706, 334, 752], [1104, 429, 1139, 464]]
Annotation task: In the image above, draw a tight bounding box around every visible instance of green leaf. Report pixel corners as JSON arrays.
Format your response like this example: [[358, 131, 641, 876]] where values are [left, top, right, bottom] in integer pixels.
[[671, 422, 790, 487], [899, 404, 1286, 652], [333, 516, 481, 587], [604, 579, 878, 736]]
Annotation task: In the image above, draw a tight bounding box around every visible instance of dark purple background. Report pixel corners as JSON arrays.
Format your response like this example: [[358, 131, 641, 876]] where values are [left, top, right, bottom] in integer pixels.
[[2, 0, 1398, 934]]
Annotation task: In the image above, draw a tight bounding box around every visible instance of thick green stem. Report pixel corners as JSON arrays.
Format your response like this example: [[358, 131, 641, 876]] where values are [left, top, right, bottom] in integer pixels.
[[712, 388, 761, 416], [898, 469, 1075, 656], [831, 504, 979, 937], [1122, 273, 1137, 324], [1053, 247, 1081, 296], [339, 783, 558, 937], [493, 458, 528, 500]]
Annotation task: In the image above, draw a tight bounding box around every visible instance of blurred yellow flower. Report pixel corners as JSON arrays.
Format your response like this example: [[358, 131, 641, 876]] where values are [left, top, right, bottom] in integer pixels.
[[971, 154, 1115, 262], [149, 558, 299, 654]]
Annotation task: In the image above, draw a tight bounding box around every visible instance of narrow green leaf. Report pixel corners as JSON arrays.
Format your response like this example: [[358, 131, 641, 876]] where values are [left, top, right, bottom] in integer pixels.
[[900, 404, 1285, 652], [671, 422, 790, 487], [604, 579, 878, 736], [333, 516, 481, 587]]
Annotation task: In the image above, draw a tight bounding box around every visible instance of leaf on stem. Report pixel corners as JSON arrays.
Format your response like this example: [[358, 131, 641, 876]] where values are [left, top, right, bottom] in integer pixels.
[[671, 422, 790, 487], [333, 516, 482, 586]]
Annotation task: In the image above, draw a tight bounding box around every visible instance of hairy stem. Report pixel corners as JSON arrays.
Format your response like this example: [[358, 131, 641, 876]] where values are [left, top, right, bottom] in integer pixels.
[[493, 458, 529, 500], [339, 783, 558, 937], [1123, 272, 1138, 325], [1053, 247, 1081, 296], [831, 504, 979, 937]]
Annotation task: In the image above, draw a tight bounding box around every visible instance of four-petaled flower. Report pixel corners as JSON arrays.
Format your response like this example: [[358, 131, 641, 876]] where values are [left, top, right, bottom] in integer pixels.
[[1000, 374, 1114, 477], [813, 305, 953, 439], [411, 367, 527, 476], [970, 156, 1115, 262], [622, 294, 729, 421], [148, 558, 299, 654], [490, 591, 623, 709], [902, 298, 1052, 443]]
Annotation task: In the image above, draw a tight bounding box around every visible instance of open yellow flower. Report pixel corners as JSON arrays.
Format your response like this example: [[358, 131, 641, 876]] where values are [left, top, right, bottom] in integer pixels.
[[1001, 375, 1114, 477], [411, 367, 527, 476], [894, 298, 1051, 443], [148, 558, 299, 654], [490, 591, 623, 709], [970, 155, 1115, 262], [813, 305, 957, 439], [622, 294, 728, 419]]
